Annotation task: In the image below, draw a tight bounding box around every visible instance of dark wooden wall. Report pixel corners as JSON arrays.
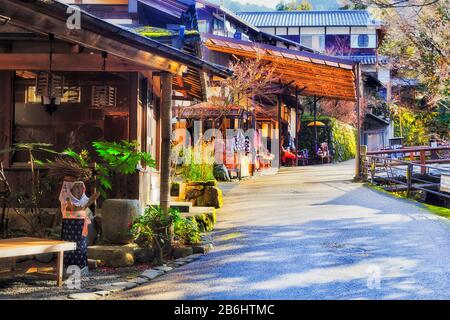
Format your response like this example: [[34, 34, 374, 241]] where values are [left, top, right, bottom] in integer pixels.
[[0, 71, 12, 167]]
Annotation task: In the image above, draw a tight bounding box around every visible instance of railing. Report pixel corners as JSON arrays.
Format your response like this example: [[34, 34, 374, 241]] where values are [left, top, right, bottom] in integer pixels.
[[361, 146, 450, 200]]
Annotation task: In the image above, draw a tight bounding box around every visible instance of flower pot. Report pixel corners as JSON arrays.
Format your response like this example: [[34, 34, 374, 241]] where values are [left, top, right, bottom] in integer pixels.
[[101, 199, 141, 245]]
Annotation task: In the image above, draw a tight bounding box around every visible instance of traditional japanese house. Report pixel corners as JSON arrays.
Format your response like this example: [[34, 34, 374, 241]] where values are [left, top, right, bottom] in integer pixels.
[[237, 10, 394, 150], [0, 0, 230, 208], [66, 0, 360, 174]]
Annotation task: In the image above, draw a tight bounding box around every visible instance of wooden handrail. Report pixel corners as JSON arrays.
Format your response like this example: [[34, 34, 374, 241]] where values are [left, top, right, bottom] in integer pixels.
[[367, 146, 450, 155]]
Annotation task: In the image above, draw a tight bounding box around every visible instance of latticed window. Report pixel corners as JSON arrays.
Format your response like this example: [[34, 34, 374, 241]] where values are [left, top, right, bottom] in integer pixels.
[[358, 34, 369, 48]]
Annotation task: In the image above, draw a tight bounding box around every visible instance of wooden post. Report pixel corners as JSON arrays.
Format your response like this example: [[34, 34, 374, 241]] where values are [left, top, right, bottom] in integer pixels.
[[355, 63, 362, 180], [56, 251, 64, 287], [313, 95, 318, 155], [360, 145, 368, 181], [420, 150, 426, 174], [295, 86, 300, 154], [160, 72, 173, 215], [406, 163, 413, 198], [277, 80, 282, 169]]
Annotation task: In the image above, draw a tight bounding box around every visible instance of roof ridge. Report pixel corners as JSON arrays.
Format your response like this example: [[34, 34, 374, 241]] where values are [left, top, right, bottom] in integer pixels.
[[237, 10, 370, 14]]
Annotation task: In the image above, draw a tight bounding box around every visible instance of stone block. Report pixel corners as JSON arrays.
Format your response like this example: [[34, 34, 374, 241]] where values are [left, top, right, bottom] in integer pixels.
[[172, 246, 194, 259], [101, 199, 141, 244], [88, 245, 135, 268]]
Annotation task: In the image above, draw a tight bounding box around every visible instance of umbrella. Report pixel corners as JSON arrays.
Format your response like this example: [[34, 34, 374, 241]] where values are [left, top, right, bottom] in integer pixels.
[[307, 121, 326, 127]]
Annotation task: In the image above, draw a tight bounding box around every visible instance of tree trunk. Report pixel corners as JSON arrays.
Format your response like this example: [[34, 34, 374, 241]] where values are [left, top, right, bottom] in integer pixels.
[[159, 72, 173, 253]]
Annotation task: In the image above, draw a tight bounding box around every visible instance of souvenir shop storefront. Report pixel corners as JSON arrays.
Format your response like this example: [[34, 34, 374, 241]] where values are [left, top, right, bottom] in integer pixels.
[[174, 102, 276, 178]]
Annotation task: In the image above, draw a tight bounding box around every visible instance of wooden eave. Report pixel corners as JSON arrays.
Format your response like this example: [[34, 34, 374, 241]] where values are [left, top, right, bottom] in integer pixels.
[[204, 38, 357, 101], [0, 0, 232, 78]]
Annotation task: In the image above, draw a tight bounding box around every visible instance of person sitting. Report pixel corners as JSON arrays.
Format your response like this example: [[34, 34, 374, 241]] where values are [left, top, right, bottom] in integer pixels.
[[281, 136, 297, 166]]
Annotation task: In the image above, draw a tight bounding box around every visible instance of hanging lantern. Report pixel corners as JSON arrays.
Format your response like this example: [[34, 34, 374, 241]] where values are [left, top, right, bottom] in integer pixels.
[[91, 51, 116, 108], [35, 71, 65, 114], [92, 85, 116, 108], [35, 33, 65, 115], [65, 79, 81, 103]]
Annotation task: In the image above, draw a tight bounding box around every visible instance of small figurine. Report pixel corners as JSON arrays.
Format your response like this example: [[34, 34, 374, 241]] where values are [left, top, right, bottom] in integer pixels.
[[59, 177, 99, 273]]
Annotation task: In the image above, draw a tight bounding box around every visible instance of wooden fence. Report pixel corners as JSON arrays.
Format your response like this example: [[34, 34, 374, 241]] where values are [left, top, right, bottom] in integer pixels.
[[361, 145, 450, 200]]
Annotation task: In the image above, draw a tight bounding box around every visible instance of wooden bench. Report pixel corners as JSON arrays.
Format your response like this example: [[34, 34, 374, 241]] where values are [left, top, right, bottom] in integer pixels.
[[0, 237, 76, 286]]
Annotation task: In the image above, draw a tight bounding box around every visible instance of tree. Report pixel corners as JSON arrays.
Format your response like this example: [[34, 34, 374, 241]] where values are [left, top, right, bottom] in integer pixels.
[[209, 59, 280, 117], [346, 0, 440, 8], [375, 0, 449, 108], [320, 98, 368, 127], [277, 0, 314, 11]]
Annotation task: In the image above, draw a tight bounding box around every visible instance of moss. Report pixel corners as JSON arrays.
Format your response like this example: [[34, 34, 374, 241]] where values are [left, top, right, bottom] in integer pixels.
[[135, 26, 199, 38], [217, 187, 224, 209], [423, 204, 450, 218], [191, 209, 216, 232]]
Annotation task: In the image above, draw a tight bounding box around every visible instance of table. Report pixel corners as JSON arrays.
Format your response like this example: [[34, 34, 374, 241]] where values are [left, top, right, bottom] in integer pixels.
[[0, 237, 76, 286]]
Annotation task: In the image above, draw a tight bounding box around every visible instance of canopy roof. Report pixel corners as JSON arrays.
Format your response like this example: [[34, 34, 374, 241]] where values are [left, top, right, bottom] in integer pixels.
[[204, 34, 357, 101]]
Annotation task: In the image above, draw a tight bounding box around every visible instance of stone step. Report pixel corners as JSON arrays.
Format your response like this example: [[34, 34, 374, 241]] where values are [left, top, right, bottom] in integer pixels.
[[149, 201, 193, 213], [187, 206, 216, 216]]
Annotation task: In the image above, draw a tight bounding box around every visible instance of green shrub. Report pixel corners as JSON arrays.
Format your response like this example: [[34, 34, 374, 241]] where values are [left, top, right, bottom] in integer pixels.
[[174, 218, 201, 245], [299, 116, 356, 162], [131, 205, 181, 259], [180, 141, 215, 182], [392, 105, 449, 146], [329, 119, 357, 162]]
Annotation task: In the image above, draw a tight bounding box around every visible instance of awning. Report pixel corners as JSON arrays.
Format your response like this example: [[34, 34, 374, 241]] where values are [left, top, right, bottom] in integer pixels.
[[204, 34, 357, 101], [175, 102, 273, 119]]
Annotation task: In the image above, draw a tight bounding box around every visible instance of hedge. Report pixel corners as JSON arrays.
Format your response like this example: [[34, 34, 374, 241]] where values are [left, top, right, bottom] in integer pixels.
[[299, 116, 357, 162]]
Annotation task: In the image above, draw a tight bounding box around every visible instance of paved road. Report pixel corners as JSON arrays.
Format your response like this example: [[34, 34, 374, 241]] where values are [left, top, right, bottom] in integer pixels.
[[117, 160, 450, 300]]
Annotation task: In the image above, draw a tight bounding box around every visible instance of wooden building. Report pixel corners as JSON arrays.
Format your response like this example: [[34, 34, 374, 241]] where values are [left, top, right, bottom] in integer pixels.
[[58, 1, 360, 174], [0, 0, 230, 207]]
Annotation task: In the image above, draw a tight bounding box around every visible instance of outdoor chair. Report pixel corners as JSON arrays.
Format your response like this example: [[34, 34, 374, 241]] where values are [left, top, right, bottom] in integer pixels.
[[298, 149, 309, 166], [317, 142, 332, 164]]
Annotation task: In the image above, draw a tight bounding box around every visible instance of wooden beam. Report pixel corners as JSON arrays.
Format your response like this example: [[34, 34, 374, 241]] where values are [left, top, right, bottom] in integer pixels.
[[1, 0, 182, 74], [0, 53, 155, 71], [172, 95, 195, 101]]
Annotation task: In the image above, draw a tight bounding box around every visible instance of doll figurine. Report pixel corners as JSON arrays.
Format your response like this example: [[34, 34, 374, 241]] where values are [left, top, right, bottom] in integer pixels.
[[59, 177, 99, 273]]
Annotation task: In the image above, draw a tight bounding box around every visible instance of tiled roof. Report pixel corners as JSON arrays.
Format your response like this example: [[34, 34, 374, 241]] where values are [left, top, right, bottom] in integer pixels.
[[341, 55, 389, 65], [236, 10, 381, 28]]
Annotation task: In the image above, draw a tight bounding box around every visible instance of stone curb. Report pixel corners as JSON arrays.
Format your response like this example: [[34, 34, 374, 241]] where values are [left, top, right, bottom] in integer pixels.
[[67, 244, 212, 300]]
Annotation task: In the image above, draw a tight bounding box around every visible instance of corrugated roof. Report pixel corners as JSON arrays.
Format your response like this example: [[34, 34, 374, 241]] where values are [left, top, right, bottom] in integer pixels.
[[237, 10, 381, 28]]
